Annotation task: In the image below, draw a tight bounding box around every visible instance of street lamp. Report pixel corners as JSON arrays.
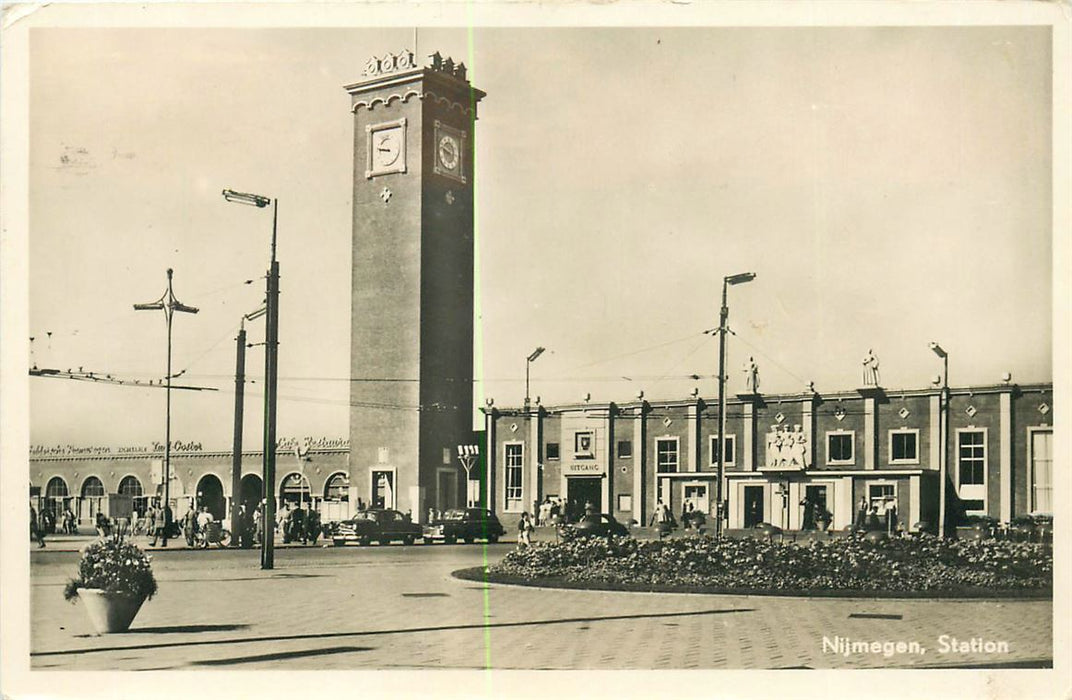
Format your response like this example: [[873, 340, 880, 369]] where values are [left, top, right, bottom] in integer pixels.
[[930, 342, 949, 538], [134, 268, 199, 545], [223, 188, 279, 570], [524, 346, 545, 412], [715, 271, 756, 538]]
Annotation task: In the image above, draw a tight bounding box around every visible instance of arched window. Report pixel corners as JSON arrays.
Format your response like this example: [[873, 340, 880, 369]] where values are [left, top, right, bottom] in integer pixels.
[[280, 473, 310, 504], [46, 477, 69, 498], [324, 472, 350, 501], [118, 476, 143, 497], [81, 476, 105, 498]]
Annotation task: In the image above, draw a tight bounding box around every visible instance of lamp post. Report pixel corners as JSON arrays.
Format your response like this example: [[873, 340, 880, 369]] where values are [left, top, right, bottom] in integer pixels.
[[715, 272, 756, 538], [134, 268, 199, 545], [223, 188, 279, 569], [524, 346, 545, 412], [929, 342, 949, 538]]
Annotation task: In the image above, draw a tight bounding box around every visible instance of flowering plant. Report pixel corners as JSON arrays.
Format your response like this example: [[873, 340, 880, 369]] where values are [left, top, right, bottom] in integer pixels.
[[63, 534, 158, 602], [494, 534, 1052, 593]]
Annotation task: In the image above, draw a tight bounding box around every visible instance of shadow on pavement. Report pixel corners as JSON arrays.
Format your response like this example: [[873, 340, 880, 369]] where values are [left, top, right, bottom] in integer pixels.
[[189, 646, 373, 665], [33, 607, 753, 658], [127, 624, 252, 634]]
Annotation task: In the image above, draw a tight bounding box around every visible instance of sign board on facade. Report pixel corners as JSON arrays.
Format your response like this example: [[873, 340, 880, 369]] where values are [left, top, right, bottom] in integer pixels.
[[563, 463, 605, 476]]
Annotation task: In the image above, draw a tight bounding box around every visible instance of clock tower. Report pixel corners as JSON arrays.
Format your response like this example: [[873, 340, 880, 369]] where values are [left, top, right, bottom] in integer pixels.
[[345, 51, 485, 520]]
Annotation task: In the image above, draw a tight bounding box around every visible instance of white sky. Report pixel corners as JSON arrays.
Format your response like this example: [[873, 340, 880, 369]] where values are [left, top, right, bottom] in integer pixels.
[[26, 24, 1053, 449]]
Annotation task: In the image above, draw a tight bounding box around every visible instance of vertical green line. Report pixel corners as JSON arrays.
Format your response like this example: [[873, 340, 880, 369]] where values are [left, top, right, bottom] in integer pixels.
[[466, 14, 494, 680]]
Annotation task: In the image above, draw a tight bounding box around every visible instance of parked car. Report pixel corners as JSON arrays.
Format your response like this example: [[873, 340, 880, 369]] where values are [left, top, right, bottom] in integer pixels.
[[332, 509, 422, 546], [423, 508, 505, 544], [561, 512, 630, 538]]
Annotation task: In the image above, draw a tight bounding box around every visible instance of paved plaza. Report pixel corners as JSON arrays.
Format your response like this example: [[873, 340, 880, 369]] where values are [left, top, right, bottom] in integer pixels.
[[28, 539, 1052, 671]]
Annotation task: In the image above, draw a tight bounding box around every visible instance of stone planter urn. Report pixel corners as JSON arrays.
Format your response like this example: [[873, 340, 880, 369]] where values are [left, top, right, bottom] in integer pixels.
[[77, 589, 146, 634]]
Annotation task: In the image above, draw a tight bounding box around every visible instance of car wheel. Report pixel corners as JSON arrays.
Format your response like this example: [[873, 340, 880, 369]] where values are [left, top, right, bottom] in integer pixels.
[[360, 536, 371, 547], [487, 534, 499, 544], [464, 536, 474, 544], [403, 535, 414, 546], [332, 539, 344, 547], [445, 535, 456, 545], [378, 538, 389, 546]]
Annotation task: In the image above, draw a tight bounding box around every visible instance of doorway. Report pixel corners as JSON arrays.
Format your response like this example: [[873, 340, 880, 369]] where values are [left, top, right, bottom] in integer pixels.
[[743, 485, 765, 528], [566, 477, 602, 521], [683, 483, 710, 516], [371, 470, 395, 509], [804, 484, 829, 529], [240, 473, 263, 511], [437, 469, 459, 514], [195, 474, 226, 520]]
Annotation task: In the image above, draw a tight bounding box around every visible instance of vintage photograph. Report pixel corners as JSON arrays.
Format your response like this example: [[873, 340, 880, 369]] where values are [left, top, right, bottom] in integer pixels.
[[1, 3, 1067, 698]]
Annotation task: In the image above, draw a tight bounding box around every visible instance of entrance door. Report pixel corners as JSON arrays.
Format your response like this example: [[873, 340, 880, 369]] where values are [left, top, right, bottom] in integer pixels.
[[240, 473, 264, 511], [371, 470, 395, 509], [804, 484, 829, 529], [437, 469, 458, 514], [743, 485, 764, 528], [566, 477, 601, 521], [195, 474, 226, 520], [683, 484, 710, 516]]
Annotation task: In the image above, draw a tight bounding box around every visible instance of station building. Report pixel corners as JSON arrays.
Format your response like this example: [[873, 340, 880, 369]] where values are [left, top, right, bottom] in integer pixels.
[[29, 438, 351, 528], [483, 382, 1054, 533]]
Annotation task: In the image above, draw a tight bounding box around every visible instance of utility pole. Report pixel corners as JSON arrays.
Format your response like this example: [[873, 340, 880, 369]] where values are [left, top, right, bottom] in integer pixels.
[[230, 322, 246, 547], [134, 268, 199, 544]]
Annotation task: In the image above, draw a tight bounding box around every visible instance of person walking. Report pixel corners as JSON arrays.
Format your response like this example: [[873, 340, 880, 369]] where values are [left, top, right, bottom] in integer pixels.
[[855, 497, 868, 530], [517, 512, 533, 548], [182, 505, 198, 547], [151, 501, 173, 547], [30, 505, 45, 548]]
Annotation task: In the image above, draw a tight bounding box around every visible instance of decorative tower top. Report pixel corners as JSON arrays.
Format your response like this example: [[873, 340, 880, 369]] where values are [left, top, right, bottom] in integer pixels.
[[360, 49, 469, 82]]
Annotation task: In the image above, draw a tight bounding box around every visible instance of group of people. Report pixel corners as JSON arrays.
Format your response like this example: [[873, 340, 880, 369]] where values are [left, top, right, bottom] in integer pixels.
[[799, 497, 834, 531], [277, 503, 323, 545], [534, 497, 566, 527], [855, 496, 899, 533]]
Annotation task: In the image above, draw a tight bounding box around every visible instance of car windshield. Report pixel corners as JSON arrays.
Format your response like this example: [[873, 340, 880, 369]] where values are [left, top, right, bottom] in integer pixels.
[[442, 510, 467, 520], [352, 512, 377, 522]]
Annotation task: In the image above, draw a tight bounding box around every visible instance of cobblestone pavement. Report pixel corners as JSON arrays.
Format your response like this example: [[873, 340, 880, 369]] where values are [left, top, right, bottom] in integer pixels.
[[29, 544, 1052, 671]]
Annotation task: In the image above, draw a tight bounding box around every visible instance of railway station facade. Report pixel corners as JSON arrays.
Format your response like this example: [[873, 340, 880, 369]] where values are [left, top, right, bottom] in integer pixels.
[[483, 382, 1054, 533]]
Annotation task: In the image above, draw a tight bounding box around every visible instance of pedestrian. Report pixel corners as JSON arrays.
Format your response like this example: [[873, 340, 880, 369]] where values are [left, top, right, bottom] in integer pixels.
[[517, 512, 533, 547], [866, 505, 881, 530], [62, 506, 76, 535], [885, 498, 898, 535], [41, 508, 56, 535], [95, 511, 109, 538], [253, 502, 264, 545], [304, 508, 321, 545], [151, 501, 173, 547], [650, 500, 672, 539], [182, 504, 198, 546], [800, 497, 817, 531], [855, 497, 868, 530], [549, 499, 561, 525], [30, 505, 45, 548]]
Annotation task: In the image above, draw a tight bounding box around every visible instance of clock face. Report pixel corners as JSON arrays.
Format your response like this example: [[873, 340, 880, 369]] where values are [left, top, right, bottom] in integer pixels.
[[373, 128, 402, 169], [438, 135, 459, 171]]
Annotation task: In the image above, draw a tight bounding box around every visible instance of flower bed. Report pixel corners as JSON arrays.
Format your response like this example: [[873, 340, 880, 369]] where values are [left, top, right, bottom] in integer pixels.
[[485, 534, 1051, 595], [63, 536, 158, 602]]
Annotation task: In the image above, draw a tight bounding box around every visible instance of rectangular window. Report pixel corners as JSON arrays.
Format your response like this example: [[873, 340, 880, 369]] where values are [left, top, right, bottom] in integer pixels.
[[827, 432, 854, 464], [709, 435, 736, 467], [958, 431, 986, 485], [574, 431, 595, 459], [656, 438, 679, 473], [617, 440, 633, 459], [889, 430, 919, 464], [505, 443, 523, 511], [546, 442, 560, 461], [1031, 430, 1052, 513]]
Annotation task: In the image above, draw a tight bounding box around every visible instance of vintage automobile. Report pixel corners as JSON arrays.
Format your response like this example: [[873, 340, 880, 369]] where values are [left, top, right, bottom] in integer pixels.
[[331, 508, 422, 546], [423, 508, 505, 544], [561, 512, 630, 539]]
